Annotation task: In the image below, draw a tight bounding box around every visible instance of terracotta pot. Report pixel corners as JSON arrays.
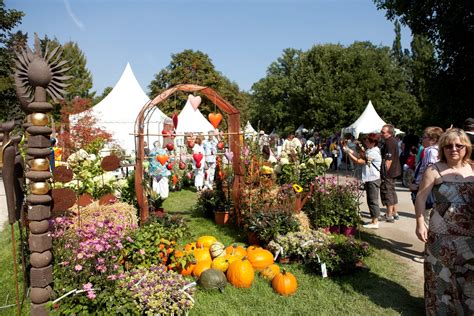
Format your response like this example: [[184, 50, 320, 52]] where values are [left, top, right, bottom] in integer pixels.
[[278, 257, 291, 264], [341, 226, 357, 237], [154, 207, 165, 218], [214, 211, 230, 226], [330, 226, 340, 234]]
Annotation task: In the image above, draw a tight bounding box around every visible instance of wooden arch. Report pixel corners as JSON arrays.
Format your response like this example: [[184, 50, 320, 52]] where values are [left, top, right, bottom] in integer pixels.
[[134, 84, 242, 223]]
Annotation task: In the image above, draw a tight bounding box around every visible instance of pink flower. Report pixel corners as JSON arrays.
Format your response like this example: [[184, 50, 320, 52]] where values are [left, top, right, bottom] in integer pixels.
[[96, 265, 107, 273], [126, 236, 133, 243], [107, 274, 117, 281], [74, 264, 83, 271], [82, 282, 93, 291], [60, 261, 69, 266], [139, 249, 145, 255], [87, 290, 96, 299]]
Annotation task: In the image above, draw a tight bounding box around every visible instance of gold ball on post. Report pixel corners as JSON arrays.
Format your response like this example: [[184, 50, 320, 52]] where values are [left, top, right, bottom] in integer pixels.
[[30, 182, 50, 195], [30, 158, 50, 171], [30, 113, 49, 126]]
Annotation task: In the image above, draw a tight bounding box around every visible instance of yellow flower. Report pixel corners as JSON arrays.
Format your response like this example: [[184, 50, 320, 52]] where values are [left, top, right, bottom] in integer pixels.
[[293, 184, 303, 193]]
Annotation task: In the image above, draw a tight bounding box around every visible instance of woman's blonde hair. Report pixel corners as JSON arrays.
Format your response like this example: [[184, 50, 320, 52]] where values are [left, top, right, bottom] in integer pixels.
[[424, 126, 444, 142], [438, 128, 472, 163]]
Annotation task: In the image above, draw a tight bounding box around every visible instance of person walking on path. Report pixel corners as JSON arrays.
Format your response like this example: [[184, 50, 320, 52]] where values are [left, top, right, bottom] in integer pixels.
[[409, 126, 443, 263], [344, 133, 382, 228], [415, 128, 473, 315], [380, 124, 402, 222]]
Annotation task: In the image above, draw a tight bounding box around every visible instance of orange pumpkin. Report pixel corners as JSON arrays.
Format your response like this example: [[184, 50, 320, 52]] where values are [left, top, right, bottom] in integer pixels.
[[194, 248, 211, 262], [185, 242, 196, 253], [260, 264, 280, 281], [247, 248, 274, 271], [196, 236, 217, 248], [246, 245, 262, 256], [225, 244, 247, 257], [180, 261, 196, 276], [211, 256, 231, 272], [193, 259, 212, 278], [272, 270, 297, 296], [226, 257, 255, 288], [224, 254, 239, 265]]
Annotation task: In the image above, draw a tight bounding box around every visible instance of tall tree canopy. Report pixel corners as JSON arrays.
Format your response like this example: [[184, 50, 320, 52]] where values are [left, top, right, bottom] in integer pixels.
[[373, 0, 474, 127], [148, 49, 250, 122], [0, 0, 26, 122], [250, 42, 419, 135]]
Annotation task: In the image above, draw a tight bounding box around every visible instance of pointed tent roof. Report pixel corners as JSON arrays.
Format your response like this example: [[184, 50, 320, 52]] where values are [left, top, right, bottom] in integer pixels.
[[175, 99, 214, 134], [244, 121, 257, 135], [89, 63, 169, 153], [342, 100, 403, 138]]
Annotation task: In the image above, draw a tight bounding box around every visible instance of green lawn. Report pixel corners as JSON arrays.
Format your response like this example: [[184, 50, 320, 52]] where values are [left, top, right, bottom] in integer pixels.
[[0, 188, 424, 315]]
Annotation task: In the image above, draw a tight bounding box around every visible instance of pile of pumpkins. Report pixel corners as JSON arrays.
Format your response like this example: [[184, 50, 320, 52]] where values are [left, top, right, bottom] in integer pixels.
[[184, 235, 297, 296]]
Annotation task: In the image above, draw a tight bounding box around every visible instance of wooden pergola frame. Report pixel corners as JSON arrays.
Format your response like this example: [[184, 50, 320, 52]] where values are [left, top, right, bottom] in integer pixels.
[[134, 84, 243, 224]]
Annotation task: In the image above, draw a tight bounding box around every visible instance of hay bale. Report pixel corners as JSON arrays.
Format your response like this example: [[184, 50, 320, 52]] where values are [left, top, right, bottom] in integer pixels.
[[68, 201, 138, 231]]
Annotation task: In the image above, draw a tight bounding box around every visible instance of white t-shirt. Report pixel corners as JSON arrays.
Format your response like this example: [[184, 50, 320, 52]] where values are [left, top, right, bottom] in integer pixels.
[[362, 147, 381, 183]]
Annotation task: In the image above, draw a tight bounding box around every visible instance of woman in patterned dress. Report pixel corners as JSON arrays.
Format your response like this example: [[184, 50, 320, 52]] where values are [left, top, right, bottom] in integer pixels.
[[415, 128, 473, 315]]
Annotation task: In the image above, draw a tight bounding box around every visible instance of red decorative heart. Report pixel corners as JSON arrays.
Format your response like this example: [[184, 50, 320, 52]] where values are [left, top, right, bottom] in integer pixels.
[[193, 152, 203, 163], [208, 112, 223, 129], [156, 154, 169, 165], [196, 162, 202, 169], [217, 141, 225, 150], [172, 112, 179, 129], [172, 174, 178, 185]]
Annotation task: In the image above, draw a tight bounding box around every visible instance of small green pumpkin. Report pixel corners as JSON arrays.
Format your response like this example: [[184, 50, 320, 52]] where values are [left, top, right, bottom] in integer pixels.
[[198, 268, 227, 292]]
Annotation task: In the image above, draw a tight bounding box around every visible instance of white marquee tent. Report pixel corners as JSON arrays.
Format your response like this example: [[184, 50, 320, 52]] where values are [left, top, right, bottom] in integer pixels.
[[72, 63, 169, 154], [342, 100, 403, 138]]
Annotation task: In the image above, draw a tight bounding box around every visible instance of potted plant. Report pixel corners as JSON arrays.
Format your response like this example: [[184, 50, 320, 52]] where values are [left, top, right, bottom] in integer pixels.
[[148, 191, 164, 217], [245, 206, 300, 246]]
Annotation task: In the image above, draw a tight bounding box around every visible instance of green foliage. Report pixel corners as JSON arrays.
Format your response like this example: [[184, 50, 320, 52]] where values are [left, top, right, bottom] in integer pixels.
[[306, 234, 372, 275], [120, 214, 190, 269], [374, 0, 474, 128], [245, 207, 300, 245], [193, 189, 218, 219], [305, 176, 362, 228], [118, 172, 138, 209], [148, 49, 250, 122], [0, 0, 26, 122], [250, 43, 421, 134]]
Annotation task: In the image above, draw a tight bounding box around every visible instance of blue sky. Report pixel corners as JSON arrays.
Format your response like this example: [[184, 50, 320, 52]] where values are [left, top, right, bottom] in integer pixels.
[[8, 0, 411, 95]]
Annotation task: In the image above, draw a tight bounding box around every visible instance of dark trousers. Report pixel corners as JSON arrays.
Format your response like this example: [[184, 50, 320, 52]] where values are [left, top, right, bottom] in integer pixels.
[[365, 179, 381, 219]]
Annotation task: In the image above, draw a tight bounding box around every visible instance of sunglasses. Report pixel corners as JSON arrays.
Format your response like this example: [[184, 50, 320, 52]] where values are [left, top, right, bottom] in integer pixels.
[[443, 144, 466, 151]]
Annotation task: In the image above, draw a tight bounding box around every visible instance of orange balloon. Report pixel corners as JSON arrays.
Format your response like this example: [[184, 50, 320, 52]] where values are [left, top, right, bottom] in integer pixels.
[[172, 174, 178, 185], [156, 154, 169, 165], [208, 112, 223, 129]]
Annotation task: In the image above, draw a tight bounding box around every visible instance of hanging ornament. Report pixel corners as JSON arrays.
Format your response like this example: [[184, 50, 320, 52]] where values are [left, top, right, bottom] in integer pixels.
[[162, 129, 172, 137], [208, 112, 223, 129], [193, 152, 203, 164], [217, 141, 225, 150], [172, 112, 179, 129], [188, 94, 202, 110], [196, 161, 202, 169], [156, 154, 169, 165], [167, 162, 174, 170], [172, 174, 178, 185], [166, 143, 174, 151], [179, 161, 187, 170], [186, 172, 193, 179], [224, 151, 234, 162]]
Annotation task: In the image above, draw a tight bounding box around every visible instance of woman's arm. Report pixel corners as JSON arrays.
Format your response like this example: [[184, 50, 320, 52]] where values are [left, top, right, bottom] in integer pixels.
[[414, 165, 438, 242], [344, 148, 365, 165]]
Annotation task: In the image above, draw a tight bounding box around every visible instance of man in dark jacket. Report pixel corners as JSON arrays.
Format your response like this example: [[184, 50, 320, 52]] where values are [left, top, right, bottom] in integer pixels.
[[380, 124, 402, 223]]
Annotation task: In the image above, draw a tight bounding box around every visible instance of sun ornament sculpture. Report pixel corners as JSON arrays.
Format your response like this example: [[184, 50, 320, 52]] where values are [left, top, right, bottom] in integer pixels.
[[13, 33, 71, 315]]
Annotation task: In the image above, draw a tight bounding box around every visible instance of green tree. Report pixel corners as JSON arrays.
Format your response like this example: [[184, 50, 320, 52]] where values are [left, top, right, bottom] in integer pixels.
[[62, 41, 94, 99], [0, 1, 26, 122], [373, 0, 474, 127], [148, 49, 249, 123], [250, 42, 420, 135]]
